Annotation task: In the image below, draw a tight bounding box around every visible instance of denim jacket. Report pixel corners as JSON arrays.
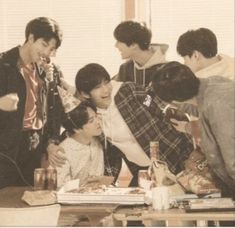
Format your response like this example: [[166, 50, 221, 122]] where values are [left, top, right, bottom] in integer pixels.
[[197, 76, 235, 190]]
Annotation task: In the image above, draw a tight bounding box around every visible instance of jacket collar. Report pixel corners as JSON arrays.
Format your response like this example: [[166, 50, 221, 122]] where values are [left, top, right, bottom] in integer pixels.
[[1, 46, 20, 67]]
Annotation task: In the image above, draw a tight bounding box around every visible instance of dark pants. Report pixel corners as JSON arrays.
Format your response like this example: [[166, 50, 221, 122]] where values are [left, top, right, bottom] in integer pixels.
[[0, 129, 44, 189], [16, 129, 44, 186]]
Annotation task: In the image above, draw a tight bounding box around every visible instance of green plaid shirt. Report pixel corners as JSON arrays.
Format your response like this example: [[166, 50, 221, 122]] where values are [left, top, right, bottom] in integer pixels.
[[114, 82, 193, 174]]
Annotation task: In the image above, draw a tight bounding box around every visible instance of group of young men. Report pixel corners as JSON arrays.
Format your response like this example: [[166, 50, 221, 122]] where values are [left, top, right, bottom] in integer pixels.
[[0, 18, 234, 199]]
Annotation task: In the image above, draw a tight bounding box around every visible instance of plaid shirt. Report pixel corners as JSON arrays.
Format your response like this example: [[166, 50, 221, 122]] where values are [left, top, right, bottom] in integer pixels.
[[114, 82, 193, 174]]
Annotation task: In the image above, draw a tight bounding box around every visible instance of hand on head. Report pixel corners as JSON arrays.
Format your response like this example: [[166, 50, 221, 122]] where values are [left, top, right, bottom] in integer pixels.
[[47, 143, 67, 168]]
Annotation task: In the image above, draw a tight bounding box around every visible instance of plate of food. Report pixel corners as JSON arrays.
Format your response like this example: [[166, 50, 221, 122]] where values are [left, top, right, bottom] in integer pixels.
[[56, 178, 146, 205]]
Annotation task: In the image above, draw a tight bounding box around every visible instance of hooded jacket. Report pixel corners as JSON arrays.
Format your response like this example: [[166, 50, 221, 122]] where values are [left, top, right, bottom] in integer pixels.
[[196, 54, 234, 80], [115, 43, 168, 86]]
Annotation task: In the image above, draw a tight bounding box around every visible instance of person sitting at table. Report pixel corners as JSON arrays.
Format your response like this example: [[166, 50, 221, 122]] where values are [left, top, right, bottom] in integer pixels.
[[52, 63, 194, 188], [56, 86, 120, 188], [150, 61, 235, 198]]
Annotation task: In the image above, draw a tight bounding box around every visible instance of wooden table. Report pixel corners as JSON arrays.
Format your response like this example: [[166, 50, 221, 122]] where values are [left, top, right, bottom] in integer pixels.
[[113, 204, 235, 227], [0, 186, 117, 226], [1, 187, 234, 227]]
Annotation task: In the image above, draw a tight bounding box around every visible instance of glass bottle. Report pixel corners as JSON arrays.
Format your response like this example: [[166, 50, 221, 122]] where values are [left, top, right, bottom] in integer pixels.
[[149, 141, 160, 188]]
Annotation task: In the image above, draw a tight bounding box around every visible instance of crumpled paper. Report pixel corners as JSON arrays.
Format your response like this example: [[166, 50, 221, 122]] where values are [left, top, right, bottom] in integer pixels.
[[176, 170, 220, 195], [22, 190, 57, 206]]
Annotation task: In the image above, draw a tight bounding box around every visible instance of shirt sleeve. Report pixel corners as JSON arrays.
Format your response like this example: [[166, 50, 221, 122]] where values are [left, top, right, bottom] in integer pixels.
[[56, 148, 71, 188], [174, 103, 199, 117], [201, 95, 235, 186]]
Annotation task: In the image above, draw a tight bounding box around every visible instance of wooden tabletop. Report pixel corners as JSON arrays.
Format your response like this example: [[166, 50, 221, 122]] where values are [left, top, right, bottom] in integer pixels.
[[0, 186, 118, 226], [1, 186, 234, 227]]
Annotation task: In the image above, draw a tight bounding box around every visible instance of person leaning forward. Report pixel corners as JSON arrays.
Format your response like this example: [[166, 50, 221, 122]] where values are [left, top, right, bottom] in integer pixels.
[[48, 63, 194, 187]]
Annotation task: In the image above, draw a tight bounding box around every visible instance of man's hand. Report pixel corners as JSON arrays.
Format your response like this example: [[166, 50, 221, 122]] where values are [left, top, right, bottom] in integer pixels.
[[163, 107, 190, 134], [40, 59, 54, 82], [47, 143, 67, 168], [0, 93, 19, 111], [164, 107, 190, 123]]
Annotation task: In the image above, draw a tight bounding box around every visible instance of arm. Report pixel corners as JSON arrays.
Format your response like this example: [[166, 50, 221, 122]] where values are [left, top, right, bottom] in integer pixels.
[[113, 61, 133, 82], [55, 147, 71, 188], [211, 108, 235, 181], [0, 65, 19, 112], [201, 92, 235, 186], [173, 103, 199, 117], [47, 143, 67, 167]]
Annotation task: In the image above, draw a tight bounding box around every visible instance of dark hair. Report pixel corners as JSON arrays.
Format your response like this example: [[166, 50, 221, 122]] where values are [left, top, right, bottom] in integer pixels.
[[151, 61, 200, 102], [25, 17, 63, 49], [177, 28, 217, 58], [113, 20, 152, 50], [62, 100, 96, 134], [75, 63, 110, 94]]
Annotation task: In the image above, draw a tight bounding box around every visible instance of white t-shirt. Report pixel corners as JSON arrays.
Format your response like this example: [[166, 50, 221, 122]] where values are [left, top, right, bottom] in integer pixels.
[[97, 81, 151, 167]]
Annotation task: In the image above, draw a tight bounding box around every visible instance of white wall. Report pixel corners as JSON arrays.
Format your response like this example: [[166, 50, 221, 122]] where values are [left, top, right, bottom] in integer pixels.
[[0, 0, 124, 84], [1, 0, 234, 83], [150, 0, 234, 61]]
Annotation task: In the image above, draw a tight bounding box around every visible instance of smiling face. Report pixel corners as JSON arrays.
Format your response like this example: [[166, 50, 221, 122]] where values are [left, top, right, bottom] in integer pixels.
[[115, 41, 134, 60], [87, 80, 113, 109], [82, 107, 102, 137], [27, 34, 57, 63]]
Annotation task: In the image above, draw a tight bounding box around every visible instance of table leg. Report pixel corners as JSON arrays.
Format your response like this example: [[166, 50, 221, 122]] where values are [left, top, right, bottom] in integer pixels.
[[197, 220, 207, 227]]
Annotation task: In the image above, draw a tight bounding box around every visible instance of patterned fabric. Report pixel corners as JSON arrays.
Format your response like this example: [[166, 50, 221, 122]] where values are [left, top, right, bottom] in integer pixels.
[[115, 82, 194, 174], [57, 137, 104, 187], [57, 86, 80, 113], [176, 148, 220, 195], [61, 131, 123, 185]]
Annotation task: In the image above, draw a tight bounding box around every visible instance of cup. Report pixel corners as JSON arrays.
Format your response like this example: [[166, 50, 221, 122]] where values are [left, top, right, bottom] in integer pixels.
[[152, 186, 170, 210]]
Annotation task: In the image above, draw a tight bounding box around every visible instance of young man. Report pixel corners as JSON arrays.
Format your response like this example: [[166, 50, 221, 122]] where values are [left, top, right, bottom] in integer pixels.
[[0, 17, 63, 188], [151, 61, 235, 197], [113, 20, 168, 86], [74, 63, 193, 186], [55, 86, 120, 187], [177, 27, 234, 80]]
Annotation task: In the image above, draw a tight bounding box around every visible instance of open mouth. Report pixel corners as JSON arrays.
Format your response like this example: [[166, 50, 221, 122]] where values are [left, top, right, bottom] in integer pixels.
[[40, 56, 50, 63]]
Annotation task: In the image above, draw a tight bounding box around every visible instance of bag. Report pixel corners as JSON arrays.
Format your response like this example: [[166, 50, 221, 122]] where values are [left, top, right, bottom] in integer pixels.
[[176, 148, 220, 195], [149, 160, 177, 186]]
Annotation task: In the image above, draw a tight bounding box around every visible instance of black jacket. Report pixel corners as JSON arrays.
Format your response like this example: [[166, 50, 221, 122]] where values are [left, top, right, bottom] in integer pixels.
[[0, 46, 63, 160]]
